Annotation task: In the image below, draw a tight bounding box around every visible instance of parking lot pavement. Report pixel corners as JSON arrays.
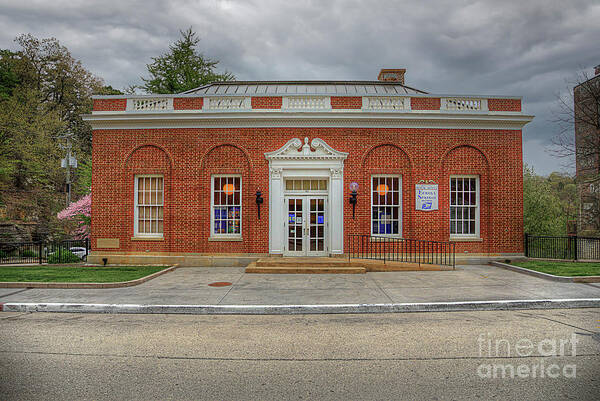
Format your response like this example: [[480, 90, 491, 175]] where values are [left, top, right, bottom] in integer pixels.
[[1, 264, 599, 305]]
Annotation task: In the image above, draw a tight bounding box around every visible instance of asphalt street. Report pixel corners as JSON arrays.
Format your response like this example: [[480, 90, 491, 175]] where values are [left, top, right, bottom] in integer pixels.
[[1, 308, 599, 400]]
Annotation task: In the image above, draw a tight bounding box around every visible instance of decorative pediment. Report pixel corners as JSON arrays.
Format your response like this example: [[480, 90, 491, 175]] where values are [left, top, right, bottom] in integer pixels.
[[265, 137, 348, 160]]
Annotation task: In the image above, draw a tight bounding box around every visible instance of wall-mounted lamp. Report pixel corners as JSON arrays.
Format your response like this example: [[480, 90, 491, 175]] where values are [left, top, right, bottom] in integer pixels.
[[255, 190, 264, 220], [349, 182, 359, 219]]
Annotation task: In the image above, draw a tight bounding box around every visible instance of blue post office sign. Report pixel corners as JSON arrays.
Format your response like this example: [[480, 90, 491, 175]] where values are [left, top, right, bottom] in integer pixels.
[[415, 184, 438, 211]]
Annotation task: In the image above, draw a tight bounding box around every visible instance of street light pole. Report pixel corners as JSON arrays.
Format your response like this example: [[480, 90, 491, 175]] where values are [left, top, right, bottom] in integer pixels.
[[58, 131, 76, 207], [65, 139, 71, 206]]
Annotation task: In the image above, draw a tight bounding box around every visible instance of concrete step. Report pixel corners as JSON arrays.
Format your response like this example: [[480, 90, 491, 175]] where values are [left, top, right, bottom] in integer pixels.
[[254, 257, 362, 268], [245, 262, 366, 274], [245, 257, 452, 274]]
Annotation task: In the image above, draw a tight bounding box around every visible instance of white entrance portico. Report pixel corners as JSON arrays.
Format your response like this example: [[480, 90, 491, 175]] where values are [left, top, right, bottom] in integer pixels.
[[265, 138, 348, 256]]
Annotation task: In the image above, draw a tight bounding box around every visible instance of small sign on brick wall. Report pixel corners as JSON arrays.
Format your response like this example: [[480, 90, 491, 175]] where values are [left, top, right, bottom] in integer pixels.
[[415, 184, 438, 211], [97, 238, 120, 249]]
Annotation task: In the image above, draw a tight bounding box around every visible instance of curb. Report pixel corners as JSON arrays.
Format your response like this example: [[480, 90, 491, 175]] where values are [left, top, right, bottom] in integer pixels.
[[1, 298, 599, 315], [0, 265, 178, 289], [491, 261, 600, 283]]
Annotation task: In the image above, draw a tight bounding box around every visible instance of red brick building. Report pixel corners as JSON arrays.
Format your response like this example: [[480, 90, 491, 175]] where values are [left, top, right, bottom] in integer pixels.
[[84, 69, 533, 266], [575, 65, 600, 235]]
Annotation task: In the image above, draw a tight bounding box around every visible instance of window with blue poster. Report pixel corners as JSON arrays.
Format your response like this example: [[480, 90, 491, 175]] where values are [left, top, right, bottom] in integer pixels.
[[211, 175, 242, 237], [371, 176, 401, 236]]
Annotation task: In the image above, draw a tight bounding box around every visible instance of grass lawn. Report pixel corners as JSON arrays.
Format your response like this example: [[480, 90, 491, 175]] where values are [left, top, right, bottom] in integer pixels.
[[512, 260, 600, 277], [0, 265, 168, 283]]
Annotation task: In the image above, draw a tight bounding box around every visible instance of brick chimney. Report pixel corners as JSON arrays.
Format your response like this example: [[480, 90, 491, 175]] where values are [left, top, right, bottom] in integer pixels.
[[377, 68, 406, 85], [595, 64, 600, 76]]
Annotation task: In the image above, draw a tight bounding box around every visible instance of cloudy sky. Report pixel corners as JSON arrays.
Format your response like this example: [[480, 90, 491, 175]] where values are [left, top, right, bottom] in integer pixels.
[[1, 0, 598, 175]]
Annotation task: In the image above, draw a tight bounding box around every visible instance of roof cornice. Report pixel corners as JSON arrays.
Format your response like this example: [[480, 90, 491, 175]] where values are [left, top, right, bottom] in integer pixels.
[[83, 110, 534, 130]]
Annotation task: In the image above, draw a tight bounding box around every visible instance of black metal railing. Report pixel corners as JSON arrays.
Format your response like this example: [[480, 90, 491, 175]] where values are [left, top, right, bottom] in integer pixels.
[[347, 235, 455, 269], [0, 238, 90, 265], [524, 234, 600, 261]]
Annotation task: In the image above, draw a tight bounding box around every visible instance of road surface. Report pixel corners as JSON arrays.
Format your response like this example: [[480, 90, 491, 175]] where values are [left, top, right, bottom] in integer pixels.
[[1, 309, 599, 400]]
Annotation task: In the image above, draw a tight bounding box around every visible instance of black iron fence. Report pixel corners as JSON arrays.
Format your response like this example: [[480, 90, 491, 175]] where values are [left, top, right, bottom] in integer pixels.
[[524, 234, 600, 261], [347, 235, 455, 269], [0, 239, 90, 265]]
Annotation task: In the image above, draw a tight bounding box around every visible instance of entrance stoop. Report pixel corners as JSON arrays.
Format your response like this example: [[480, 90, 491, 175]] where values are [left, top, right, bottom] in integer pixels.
[[245, 257, 453, 274], [246, 257, 366, 274]]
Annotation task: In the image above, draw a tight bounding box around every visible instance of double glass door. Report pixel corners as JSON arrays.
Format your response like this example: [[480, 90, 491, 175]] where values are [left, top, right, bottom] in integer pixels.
[[285, 196, 327, 256]]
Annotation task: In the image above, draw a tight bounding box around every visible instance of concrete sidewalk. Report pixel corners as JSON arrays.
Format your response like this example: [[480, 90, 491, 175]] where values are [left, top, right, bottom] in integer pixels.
[[1, 264, 600, 306]]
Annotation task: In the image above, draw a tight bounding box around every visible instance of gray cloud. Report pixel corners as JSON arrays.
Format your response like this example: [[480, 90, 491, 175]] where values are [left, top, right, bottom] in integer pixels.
[[1, 0, 598, 174]]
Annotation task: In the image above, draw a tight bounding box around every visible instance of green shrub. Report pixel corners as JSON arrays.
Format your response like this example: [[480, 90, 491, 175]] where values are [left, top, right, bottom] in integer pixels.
[[47, 249, 81, 264], [0, 250, 8, 259], [20, 249, 38, 257]]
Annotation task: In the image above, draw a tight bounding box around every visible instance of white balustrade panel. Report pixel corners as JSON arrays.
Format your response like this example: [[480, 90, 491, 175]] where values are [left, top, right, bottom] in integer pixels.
[[443, 98, 486, 111], [128, 98, 173, 111], [363, 97, 408, 110], [207, 97, 251, 110], [283, 96, 330, 110], [127, 98, 173, 111]]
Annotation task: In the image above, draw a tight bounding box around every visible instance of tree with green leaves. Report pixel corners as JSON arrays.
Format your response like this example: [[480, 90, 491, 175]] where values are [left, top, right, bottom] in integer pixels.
[[140, 27, 234, 94], [523, 165, 577, 235], [0, 50, 21, 100], [14, 34, 104, 153], [0, 34, 108, 239]]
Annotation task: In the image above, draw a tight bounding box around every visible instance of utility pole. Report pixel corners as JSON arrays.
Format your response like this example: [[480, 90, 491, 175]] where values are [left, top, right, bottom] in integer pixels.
[[59, 131, 77, 206]]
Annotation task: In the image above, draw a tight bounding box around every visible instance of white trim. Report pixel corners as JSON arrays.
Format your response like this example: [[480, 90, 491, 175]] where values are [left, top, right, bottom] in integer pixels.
[[282, 96, 331, 110], [362, 96, 411, 111], [204, 97, 251, 111], [370, 175, 402, 237], [126, 98, 173, 112], [441, 98, 488, 112], [210, 174, 242, 239], [92, 93, 524, 100], [133, 175, 164, 238], [449, 175, 480, 239], [83, 111, 534, 130], [265, 138, 347, 255]]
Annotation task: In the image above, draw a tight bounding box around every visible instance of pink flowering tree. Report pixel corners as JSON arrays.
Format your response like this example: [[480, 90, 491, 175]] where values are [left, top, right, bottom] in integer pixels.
[[57, 193, 91, 239]]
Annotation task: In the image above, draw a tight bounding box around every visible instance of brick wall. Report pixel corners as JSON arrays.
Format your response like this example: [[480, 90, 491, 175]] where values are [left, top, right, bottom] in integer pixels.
[[92, 127, 524, 255], [411, 97, 441, 110], [488, 98, 521, 112], [174, 97, 203, 110], [331, 97, 362, 109], [93, 99, 126, 111], [251, 97, 282, 109]]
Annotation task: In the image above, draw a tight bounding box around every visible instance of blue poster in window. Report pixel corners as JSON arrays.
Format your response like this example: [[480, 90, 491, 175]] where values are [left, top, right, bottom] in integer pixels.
[[318, 215, 324, 224], [289, 213, 295, 223], [378, 209, 392, 234]]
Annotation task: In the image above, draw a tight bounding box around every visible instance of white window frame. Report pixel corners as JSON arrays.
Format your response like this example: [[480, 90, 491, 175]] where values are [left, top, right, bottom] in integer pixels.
[[370, 174, 402, 237], [449, 175, 480, 239], [134, 174, 164, 238], [210, 174, 242, 239]]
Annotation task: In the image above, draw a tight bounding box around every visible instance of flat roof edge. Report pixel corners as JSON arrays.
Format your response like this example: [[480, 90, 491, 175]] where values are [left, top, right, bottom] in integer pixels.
[[92, 93, 524, 100]]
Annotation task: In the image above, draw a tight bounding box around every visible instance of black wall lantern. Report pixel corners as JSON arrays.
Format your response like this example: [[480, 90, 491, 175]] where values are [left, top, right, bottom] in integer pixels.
[[255, 190, 264, 220], [349, 182, 359, 219]]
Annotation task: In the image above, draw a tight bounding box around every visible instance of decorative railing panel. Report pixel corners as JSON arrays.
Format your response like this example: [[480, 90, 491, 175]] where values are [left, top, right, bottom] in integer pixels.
[[283, 96, 330, 110], [207, 97, 251, 110], [442, 97, 486, 111], [127, 98, 173, 111], [362, 96, 408, 110]]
